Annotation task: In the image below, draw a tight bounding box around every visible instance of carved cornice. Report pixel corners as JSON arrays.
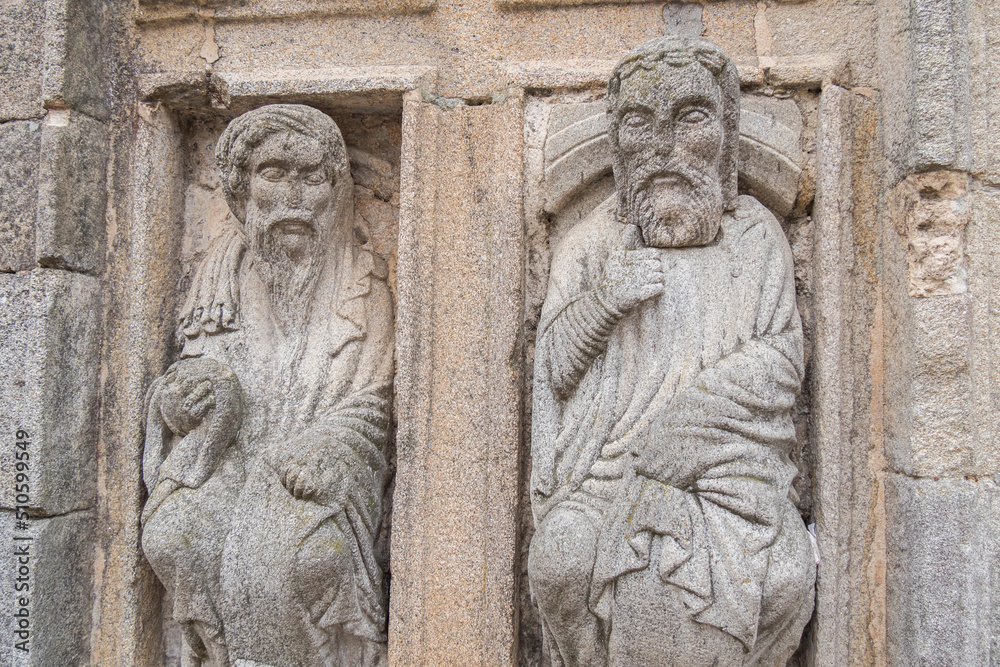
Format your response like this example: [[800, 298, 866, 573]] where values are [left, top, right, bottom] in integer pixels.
[[136, 0, 437, 26]]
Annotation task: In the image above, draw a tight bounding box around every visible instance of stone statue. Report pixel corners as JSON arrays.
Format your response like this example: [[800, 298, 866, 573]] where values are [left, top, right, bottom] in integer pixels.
[[528, 38, 815, 666], [141, 104, 394, 667]]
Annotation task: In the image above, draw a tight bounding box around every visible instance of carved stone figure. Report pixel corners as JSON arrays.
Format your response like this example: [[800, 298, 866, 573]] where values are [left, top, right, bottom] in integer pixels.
[[528, 38, 815, 666], [141, 104, 394, 667]]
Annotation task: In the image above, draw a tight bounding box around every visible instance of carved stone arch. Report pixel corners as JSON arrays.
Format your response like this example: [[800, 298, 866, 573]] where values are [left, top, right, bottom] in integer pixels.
[[541, 94, 804, 221]]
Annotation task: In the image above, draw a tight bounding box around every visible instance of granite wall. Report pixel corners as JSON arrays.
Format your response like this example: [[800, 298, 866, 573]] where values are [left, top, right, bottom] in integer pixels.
[[0, 0, 997, 665]]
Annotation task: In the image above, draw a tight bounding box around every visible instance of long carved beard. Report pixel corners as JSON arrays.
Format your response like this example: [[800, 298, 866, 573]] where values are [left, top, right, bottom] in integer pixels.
[[626, 160, 723, 248], [247, 219, 325, 336]]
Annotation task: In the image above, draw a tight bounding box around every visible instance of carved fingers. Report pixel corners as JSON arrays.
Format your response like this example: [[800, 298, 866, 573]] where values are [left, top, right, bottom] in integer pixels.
[[155, 358, 242, 438], [273, 447, 350, 508], [159, 373, 217, 436], [183, 380, 216, 421], [280, 463, 317, 501], [597, 224, 665, 313]]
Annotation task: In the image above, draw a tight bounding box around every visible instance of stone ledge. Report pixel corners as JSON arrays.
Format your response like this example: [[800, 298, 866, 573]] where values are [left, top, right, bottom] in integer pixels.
[[136, 0, 437, 26], [503, 53, 847, 90], [139, 66, 438, 113]]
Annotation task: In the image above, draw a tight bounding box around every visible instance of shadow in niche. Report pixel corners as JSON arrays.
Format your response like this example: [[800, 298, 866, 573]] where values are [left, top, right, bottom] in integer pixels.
[[144, 102, 403, 666], [517, 85, 822, 666]]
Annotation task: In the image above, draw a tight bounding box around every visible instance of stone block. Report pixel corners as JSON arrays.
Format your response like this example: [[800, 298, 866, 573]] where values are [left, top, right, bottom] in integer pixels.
[[880, 0, 972, 175], [0, 270, 101, 516], [36, 110, 109, 274], [0, 121, 42, 273], [42, 0, 109, 120], [0, 0, 45, 121], [885, 475, 1000, 667], [885, 294, 976, 477], [738, 94, 804, 218], [663, 4, 703, 38], [0, 509, 95, 667]]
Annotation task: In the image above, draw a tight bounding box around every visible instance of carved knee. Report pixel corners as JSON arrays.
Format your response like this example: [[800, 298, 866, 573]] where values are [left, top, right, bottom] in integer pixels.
[[528, 506, 599, 611]]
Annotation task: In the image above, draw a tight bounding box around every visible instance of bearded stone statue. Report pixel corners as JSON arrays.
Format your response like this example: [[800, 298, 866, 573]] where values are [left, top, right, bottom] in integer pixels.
[[140, 104, 394, 667], [528, 38, 816, 666]]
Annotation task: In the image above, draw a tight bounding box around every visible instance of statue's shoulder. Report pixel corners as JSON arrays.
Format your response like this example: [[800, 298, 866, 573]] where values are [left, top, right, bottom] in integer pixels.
[[725, 196, 790, 249], [722, 196, 794, 279], [551, 196, 619, 271]]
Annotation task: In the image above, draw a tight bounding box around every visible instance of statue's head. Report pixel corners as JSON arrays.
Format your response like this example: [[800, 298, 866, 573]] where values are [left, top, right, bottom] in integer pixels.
[[216, 104, 352, 267], [607, 37, 739, 248]]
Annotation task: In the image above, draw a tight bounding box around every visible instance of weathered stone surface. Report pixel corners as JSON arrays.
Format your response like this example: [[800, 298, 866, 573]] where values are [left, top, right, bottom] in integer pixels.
[[0, 121, 42, 273], [390, 90, 523, 667], [879, 0, 972, 176], [0, 509, 96, 667], [885, 294, 975, 477], [663, 4, 703, 38], [0, 270, 101, 516], [36, 110, 110, 274], [0, 0, 45, 121], [139, 105, 395, 666], [13, 0, 1000, 665], [42, 0, 110, 120], [966, 187, 1000, 476], [885, 475, 1000, 667], [528, 38, 814, 667], [738, 94, 803, 218], [969, 0, 1000, 182], [889, 170, 970, 298], [92, 100, 185, 667]]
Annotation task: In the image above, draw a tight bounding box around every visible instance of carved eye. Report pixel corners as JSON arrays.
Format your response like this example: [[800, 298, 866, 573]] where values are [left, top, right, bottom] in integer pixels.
[[679, 108, 709, 124], [303, 169, 326, 186], [621, 111, 652, 129], [259, 166, 286, 181]]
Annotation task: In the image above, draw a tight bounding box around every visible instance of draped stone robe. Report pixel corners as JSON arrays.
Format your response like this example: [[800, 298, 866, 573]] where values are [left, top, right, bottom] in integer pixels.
[[531, 195, 815, 665], [142, 219, 394, 667]]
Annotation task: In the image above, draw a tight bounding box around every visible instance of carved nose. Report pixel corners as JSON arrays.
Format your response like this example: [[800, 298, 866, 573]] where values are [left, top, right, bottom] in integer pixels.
[[653, 124, 676, 157], [287, 180, 303, 207]]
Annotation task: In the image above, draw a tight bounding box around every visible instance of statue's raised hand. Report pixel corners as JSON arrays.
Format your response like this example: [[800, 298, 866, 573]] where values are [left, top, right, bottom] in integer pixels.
[[144, 357, 243, 491], [596, 224, 664, 314], [157, 361, 222, 436]]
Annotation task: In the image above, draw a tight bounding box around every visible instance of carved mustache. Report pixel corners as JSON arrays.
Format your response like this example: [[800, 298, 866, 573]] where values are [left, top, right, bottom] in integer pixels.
[[252, 209, 318, 237], [631, 162, 709, 193]]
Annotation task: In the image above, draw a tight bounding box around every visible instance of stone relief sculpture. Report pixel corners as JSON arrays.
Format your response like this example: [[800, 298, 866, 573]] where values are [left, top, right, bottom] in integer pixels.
[[141, 104, 394, 667], [528, 38, 815, 666]]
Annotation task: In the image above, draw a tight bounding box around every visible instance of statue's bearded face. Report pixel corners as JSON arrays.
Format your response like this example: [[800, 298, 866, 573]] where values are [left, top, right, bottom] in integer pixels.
[[244, 130, 335, 265], [243, 130, 337, 331], [613, 62, 725, 248]]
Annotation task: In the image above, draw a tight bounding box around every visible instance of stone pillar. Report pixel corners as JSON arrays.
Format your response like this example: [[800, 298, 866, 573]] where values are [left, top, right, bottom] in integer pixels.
[[91, 99, 185, 667], [390, 90, 524, 666], [0, 0, 110, 664], [878, 0, 1000, 663]]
